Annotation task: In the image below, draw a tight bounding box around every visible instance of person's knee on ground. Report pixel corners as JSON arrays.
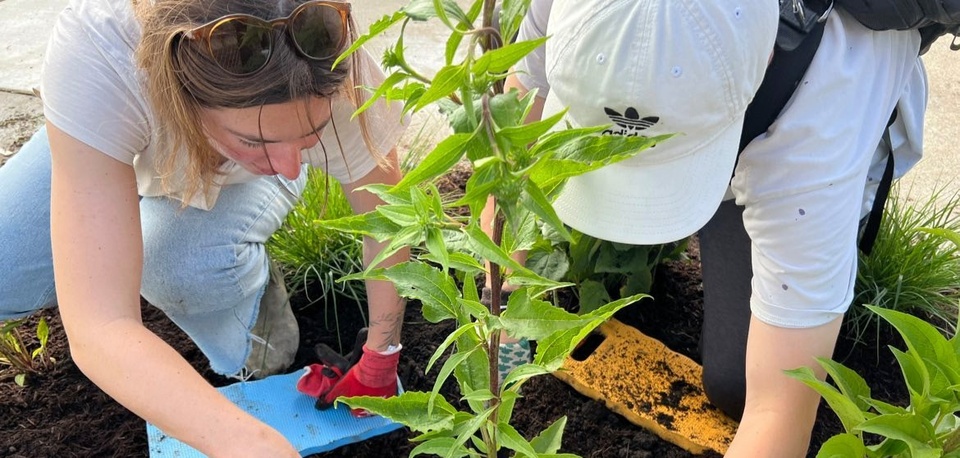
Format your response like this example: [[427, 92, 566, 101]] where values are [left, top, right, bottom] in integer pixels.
[[702, 362, 746, 420]]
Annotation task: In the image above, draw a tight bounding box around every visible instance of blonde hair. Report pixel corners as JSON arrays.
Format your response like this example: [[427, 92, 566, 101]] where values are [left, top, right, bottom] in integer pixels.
[[135, 0, 380, 205]]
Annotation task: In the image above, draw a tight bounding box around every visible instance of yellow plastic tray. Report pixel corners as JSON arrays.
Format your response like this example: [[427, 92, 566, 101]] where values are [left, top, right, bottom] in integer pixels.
[[553, 318, 738, 455]]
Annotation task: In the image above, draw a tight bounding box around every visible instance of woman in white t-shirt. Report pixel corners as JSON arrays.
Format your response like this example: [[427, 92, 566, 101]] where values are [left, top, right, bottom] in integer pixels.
[[0, 0, 407, 455]]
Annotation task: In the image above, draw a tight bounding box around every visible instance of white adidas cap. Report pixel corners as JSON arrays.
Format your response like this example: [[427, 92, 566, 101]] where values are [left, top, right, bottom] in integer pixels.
[[545, 0, 778, 244]]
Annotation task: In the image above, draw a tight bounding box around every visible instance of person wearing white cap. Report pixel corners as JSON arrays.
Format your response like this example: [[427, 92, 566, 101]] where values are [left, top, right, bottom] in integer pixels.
[[485, 0, 927, 455]]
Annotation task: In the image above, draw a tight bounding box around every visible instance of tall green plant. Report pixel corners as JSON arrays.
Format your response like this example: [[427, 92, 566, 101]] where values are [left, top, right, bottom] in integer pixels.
[[318, 0, 666, 455], [850, 185, 960, 345]]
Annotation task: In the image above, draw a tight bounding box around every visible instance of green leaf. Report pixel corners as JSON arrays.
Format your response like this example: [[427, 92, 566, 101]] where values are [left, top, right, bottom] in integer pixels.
[[577, 280, 611, 315], [783, 366, 868, 432], [870, 306, 957, 396], [426, 322, 479, 374], [340, 391, 457, 432], [520, 180, 572, 242], [498, 0, 532, 49], [915, 227, 960, 249], [335, 12, 404, 68], [473, 37, 549, 75], [497, 108, 566, 149], [529, 416, 567, 454], [534, 295, 642, 370], [395, 132, 474, 191], [354, 72, 408, 118], [855, 414, 940, 458], [452, 405, 497, 454], [402, 0, 471, 24], [462, 222, 529, 274], [314, 211, 401, 242], [497, 289, 586, 340], [621, 268, 653, 297], [862, 397, 908, 416], [377, 204, 419, 227], [498, 422, 538, 458], [454, 333, 490, 396], [14, 373, 25, 387], [431, 347, 480, 412], [500, 363, 551, 390], [817, 357, 873, 411], [815, 433, 867, 458], [416, 64, 466, 110], [420, 251, 486, 276], [526, 248, 569, 282], [426, 227, 450, 273], [36, 317, 48, 345], [595, 242, 651, 274], [492, 390, 518, 425], [528, 133, 669, 191], [380, 262, 461, 323], [410, 438, 471, 458], [365, 225, 423, 271]]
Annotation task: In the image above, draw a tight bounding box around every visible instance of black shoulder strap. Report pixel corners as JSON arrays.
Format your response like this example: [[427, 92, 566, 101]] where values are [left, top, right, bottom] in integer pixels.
[[739, 17, 825, 153]]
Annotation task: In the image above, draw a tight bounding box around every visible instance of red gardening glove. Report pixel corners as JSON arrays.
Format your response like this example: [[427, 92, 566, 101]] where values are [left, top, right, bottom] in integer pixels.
[[297, 328, 367, 400], [317, 345, 401, 417], [296, 363, 344, 398]]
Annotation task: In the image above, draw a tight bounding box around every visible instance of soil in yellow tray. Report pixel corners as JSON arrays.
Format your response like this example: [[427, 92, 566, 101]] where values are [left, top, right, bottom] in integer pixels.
[[553, 318, 738, 455]]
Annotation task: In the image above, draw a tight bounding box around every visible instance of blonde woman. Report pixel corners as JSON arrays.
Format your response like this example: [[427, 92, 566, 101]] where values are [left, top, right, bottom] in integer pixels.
[[0, 0, 408, 455]]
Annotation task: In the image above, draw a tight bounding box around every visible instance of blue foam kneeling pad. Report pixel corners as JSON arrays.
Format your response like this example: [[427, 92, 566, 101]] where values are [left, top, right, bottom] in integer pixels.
[[147, 371, 404, 456]]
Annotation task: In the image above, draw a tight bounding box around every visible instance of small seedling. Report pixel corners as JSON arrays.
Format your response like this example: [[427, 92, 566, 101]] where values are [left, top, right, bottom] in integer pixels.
[[0, 316, 52, 386]]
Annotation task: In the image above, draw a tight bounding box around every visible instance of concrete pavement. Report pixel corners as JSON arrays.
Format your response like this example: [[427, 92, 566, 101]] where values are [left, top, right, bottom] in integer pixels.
[[1, 0, 957, 204]]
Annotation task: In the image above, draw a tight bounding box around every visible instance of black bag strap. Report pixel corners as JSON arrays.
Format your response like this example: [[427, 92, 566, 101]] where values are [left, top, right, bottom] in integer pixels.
[[859, 117, 896, 255], [739, 16, 825, 153]]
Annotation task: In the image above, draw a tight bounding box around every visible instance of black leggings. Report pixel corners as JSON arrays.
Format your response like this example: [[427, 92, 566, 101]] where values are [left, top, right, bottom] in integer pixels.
[[698, 200, 753, 420]]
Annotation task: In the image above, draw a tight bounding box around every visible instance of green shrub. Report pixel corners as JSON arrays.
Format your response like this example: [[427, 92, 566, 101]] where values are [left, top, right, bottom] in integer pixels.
[[850, 185, 960, 344], [787, 305, 960, 458], [266, 168, 365, 338], [528, 229, 687, 314]]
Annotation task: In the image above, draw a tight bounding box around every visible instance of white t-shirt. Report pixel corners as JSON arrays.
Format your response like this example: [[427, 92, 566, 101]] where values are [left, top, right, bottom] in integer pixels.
[[40, 0, 405, 210], [515, 0, 927, 327]]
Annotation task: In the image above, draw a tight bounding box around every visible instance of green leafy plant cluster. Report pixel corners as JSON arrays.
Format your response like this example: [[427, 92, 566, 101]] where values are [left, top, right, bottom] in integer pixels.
[[0, 316, 52, 386], [266, 169, 366, 340], [314, 0, 668, 455], [527, 230, 687, 314], [851, 186, 960, 344], [787, 305, 960, 458]]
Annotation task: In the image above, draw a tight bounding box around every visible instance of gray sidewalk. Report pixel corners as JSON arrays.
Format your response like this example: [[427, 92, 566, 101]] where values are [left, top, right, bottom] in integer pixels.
[[1, 0, 958, 204]]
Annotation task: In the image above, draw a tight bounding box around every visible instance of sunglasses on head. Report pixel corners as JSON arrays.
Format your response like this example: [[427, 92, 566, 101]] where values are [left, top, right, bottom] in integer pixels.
[[179, 0, 351, 76]]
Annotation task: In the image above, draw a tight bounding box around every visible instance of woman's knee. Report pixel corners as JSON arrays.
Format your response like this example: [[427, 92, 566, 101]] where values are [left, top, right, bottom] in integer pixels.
[[702, 363, 746, 420], [140, 220, 268, 315]]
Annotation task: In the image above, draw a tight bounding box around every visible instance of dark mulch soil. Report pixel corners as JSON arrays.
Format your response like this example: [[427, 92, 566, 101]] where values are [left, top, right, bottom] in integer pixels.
[[0, 165, 909, 457]]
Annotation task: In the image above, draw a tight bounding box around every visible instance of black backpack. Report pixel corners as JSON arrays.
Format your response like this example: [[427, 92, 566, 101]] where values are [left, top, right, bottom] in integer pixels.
[[740, 0, 957, 255], [837, 0, 960, 52]]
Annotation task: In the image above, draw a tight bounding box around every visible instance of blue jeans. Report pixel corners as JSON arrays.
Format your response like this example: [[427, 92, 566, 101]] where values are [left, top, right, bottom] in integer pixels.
[[0, 126, 306, 375]]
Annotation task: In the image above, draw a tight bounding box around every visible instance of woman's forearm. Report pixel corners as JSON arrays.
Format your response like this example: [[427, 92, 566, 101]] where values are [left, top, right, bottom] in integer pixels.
[[725, 316, 843, 457], [363, 241, 409, 352], [68, 319, 296, 457]]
